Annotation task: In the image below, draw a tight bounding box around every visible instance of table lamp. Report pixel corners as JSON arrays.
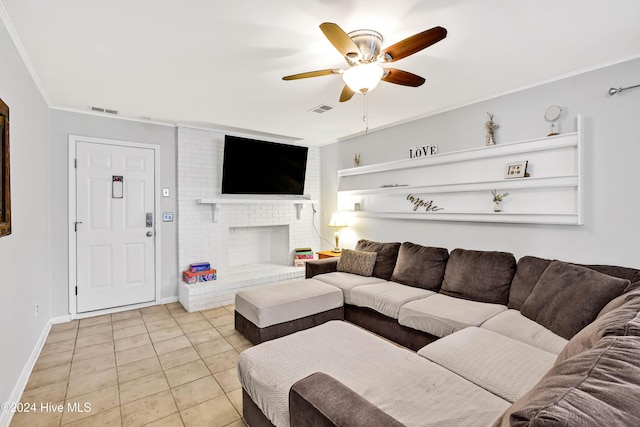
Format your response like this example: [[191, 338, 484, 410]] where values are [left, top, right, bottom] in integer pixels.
[[328, 211, 348, 253]]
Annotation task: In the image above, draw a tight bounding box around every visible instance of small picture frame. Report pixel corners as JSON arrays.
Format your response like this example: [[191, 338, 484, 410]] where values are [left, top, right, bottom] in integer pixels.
[[505, 161, 528, 179]]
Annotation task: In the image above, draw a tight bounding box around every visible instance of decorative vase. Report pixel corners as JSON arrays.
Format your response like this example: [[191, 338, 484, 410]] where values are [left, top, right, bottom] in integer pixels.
[[493, 201, 502, 212]]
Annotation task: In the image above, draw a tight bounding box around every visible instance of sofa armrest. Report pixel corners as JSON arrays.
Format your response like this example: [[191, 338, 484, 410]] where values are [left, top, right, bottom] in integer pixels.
[[289, 372, 405, 427], [305, 258, 339, 279]]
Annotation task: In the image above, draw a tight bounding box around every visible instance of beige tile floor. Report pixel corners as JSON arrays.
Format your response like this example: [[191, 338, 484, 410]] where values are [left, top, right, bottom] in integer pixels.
[[10, 302, 253, 427]]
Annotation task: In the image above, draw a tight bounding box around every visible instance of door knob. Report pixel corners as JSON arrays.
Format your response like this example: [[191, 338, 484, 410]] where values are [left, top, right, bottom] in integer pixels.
[[146, 231, 153, 237]]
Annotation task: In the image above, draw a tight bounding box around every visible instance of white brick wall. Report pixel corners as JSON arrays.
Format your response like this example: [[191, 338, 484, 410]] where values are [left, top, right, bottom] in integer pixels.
[[176, 126, 321, 309]]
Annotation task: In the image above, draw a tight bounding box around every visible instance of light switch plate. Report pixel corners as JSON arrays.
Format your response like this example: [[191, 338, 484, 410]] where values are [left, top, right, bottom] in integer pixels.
[[163, 212, 173, 222], [162, 188, 170, 198]]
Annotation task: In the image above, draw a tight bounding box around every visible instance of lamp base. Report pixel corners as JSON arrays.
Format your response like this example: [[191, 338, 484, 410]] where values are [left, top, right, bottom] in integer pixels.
[[331, 248, 342, 253]]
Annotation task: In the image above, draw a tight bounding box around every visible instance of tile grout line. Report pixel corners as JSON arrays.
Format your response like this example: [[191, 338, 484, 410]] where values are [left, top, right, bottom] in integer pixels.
[[14, 303, 248, 427]]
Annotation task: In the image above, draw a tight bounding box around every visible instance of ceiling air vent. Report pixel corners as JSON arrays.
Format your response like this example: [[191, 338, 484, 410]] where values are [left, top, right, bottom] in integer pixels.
[[309, 104, 334, 114], [90, 106, 119, 115]]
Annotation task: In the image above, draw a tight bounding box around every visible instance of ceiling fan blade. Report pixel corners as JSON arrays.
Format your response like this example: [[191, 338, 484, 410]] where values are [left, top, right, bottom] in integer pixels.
[[282, 69, 338, 80], [382, 69, 426, 87], [339, 85, 355, 102], [320, 22, 361, 60], [379, 26, 447, 62]]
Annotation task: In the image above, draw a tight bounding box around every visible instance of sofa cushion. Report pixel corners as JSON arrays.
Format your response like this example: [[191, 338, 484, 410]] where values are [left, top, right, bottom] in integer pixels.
[[349, 282, 435, 319], [389, 242, 449, 291], [440, 248, 516, 305], [337, 249, 377, 277], [355, 239, 401, 281], [556, 289, 640, 363], [418, 327, 557, 403], [521, 261, 630, 340], [398, 294, 507, 337], [508, 256, 640, 310], [585, 264, 640, 287], [508, 256, 552, 310], [494, 336, 640, 427], [598, 288, 640, 318], [480, 309, 568, 355], [313, 272, 386, 304], [239, 321, 511, 427]]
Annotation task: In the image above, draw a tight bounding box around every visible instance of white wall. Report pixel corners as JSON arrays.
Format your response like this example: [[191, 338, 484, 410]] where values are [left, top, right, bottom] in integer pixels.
[[320, 58, 640, 269], [49, 109, 179, 316], [0, 17, 51, 416]]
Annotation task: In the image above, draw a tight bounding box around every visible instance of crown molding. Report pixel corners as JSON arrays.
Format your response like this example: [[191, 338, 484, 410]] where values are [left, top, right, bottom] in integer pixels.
[[0, 1, 51, 105]]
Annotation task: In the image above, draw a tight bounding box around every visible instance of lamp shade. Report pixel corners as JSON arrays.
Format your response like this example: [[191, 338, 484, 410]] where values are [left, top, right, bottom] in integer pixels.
[[328, 211, 348, 228], [342, 63, 384, 93]]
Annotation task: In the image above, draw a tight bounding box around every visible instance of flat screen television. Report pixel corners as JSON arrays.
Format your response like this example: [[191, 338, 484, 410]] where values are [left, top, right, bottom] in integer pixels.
[[221, 135, 308, 195]]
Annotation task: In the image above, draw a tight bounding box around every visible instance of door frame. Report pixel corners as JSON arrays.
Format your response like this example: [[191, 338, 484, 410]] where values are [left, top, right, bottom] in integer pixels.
[[68, 135, 162, 318]]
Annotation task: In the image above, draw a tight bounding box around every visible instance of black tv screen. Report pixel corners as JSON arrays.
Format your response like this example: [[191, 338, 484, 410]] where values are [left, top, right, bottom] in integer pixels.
[[221, 136, 308, 195]]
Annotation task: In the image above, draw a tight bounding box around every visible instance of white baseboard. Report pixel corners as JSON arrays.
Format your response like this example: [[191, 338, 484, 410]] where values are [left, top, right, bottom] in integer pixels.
[[0, 321, 51, 427], [50, 314, 72, 324], [160, 296, 179, 304]]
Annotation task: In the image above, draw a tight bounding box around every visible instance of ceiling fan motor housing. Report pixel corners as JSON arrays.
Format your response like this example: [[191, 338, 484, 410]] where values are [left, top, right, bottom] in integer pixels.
[[347, 30, 383, 63]]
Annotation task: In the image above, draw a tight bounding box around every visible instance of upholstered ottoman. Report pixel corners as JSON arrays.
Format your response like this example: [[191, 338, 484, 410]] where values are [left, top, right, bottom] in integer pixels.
[[234, 278, 344, 344]]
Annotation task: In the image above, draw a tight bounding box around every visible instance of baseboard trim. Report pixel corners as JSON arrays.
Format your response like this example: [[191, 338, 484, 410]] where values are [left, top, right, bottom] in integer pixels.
[[160, 296, 179, 304], [0, 321, 52, 427], [50, 314, 72, 324], [72, 296, 178, 320]]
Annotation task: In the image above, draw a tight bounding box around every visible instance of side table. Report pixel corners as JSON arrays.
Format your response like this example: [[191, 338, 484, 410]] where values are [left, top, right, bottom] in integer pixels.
[[317, 250, 342, 260]]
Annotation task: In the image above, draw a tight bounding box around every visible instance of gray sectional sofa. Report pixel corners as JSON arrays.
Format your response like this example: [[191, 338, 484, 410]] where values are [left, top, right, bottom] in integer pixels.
[[236, 239, 640, 426]]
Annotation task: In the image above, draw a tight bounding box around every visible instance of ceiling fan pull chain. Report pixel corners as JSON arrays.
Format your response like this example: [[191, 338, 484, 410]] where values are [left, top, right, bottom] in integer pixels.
[[363, 92, 369, 133]]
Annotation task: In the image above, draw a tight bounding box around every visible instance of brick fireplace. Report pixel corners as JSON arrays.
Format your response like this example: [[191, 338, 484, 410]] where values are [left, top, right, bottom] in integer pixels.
[[176, 126, 320, 311]]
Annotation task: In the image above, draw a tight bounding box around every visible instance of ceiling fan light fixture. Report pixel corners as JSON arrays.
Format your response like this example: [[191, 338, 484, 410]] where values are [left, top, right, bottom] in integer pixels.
[[342, 63, 384, 93]]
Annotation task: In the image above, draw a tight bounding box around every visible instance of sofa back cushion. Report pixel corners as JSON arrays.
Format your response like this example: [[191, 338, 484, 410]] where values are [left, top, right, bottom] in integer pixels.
[[556, 290, 640, 363], [508, 256, 552, 310], [520, 261, 630, 340], [337, 249, 377, 277], [584, 264, 640, 287], [494, 336, 640, 427], [508, 256, 640, 310], [390, 242, 449, 290], [355, 239, 401, 281], [440, 248, 516, 305]]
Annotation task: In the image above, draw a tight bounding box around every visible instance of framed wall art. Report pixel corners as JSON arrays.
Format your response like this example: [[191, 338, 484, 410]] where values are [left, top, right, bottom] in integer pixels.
[[0, 98, 10, 237], [505, 160, 528, 179]]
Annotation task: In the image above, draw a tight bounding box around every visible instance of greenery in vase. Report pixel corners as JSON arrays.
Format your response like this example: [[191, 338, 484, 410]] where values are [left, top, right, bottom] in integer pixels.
[[491, 190, 508, 202]]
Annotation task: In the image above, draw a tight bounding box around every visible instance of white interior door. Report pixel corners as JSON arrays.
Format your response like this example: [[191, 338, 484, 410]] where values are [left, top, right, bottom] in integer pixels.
[[75, 141, 156, 313]]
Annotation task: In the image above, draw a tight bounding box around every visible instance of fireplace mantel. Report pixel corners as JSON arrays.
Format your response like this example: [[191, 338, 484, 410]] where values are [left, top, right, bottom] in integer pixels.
[[196, 196, 318, 222]]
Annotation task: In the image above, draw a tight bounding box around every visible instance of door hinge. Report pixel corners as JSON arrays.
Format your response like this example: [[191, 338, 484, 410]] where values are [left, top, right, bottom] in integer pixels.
[[75, 286, 78, 296], [74, 158, 77, 168]]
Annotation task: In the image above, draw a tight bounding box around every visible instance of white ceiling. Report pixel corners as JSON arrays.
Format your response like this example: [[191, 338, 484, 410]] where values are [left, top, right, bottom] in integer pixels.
[[2, 0, 640, 145]]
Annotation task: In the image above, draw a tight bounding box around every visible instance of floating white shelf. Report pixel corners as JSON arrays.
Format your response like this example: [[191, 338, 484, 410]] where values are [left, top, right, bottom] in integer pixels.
[[337, 115, 583, 225], [348, 211, 580, 225], [196, 196, 317, 222]]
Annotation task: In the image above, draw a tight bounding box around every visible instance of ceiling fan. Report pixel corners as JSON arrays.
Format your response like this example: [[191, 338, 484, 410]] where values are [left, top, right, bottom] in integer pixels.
[[282, 22, 447, 102]]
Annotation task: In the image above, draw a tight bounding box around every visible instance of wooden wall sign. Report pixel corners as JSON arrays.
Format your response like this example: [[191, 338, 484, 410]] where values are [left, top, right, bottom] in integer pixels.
[[407, 194, 443, 212]]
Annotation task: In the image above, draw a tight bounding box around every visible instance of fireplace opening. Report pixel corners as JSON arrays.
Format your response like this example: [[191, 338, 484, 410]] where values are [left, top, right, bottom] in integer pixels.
[[228, 225, 290, 267]]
